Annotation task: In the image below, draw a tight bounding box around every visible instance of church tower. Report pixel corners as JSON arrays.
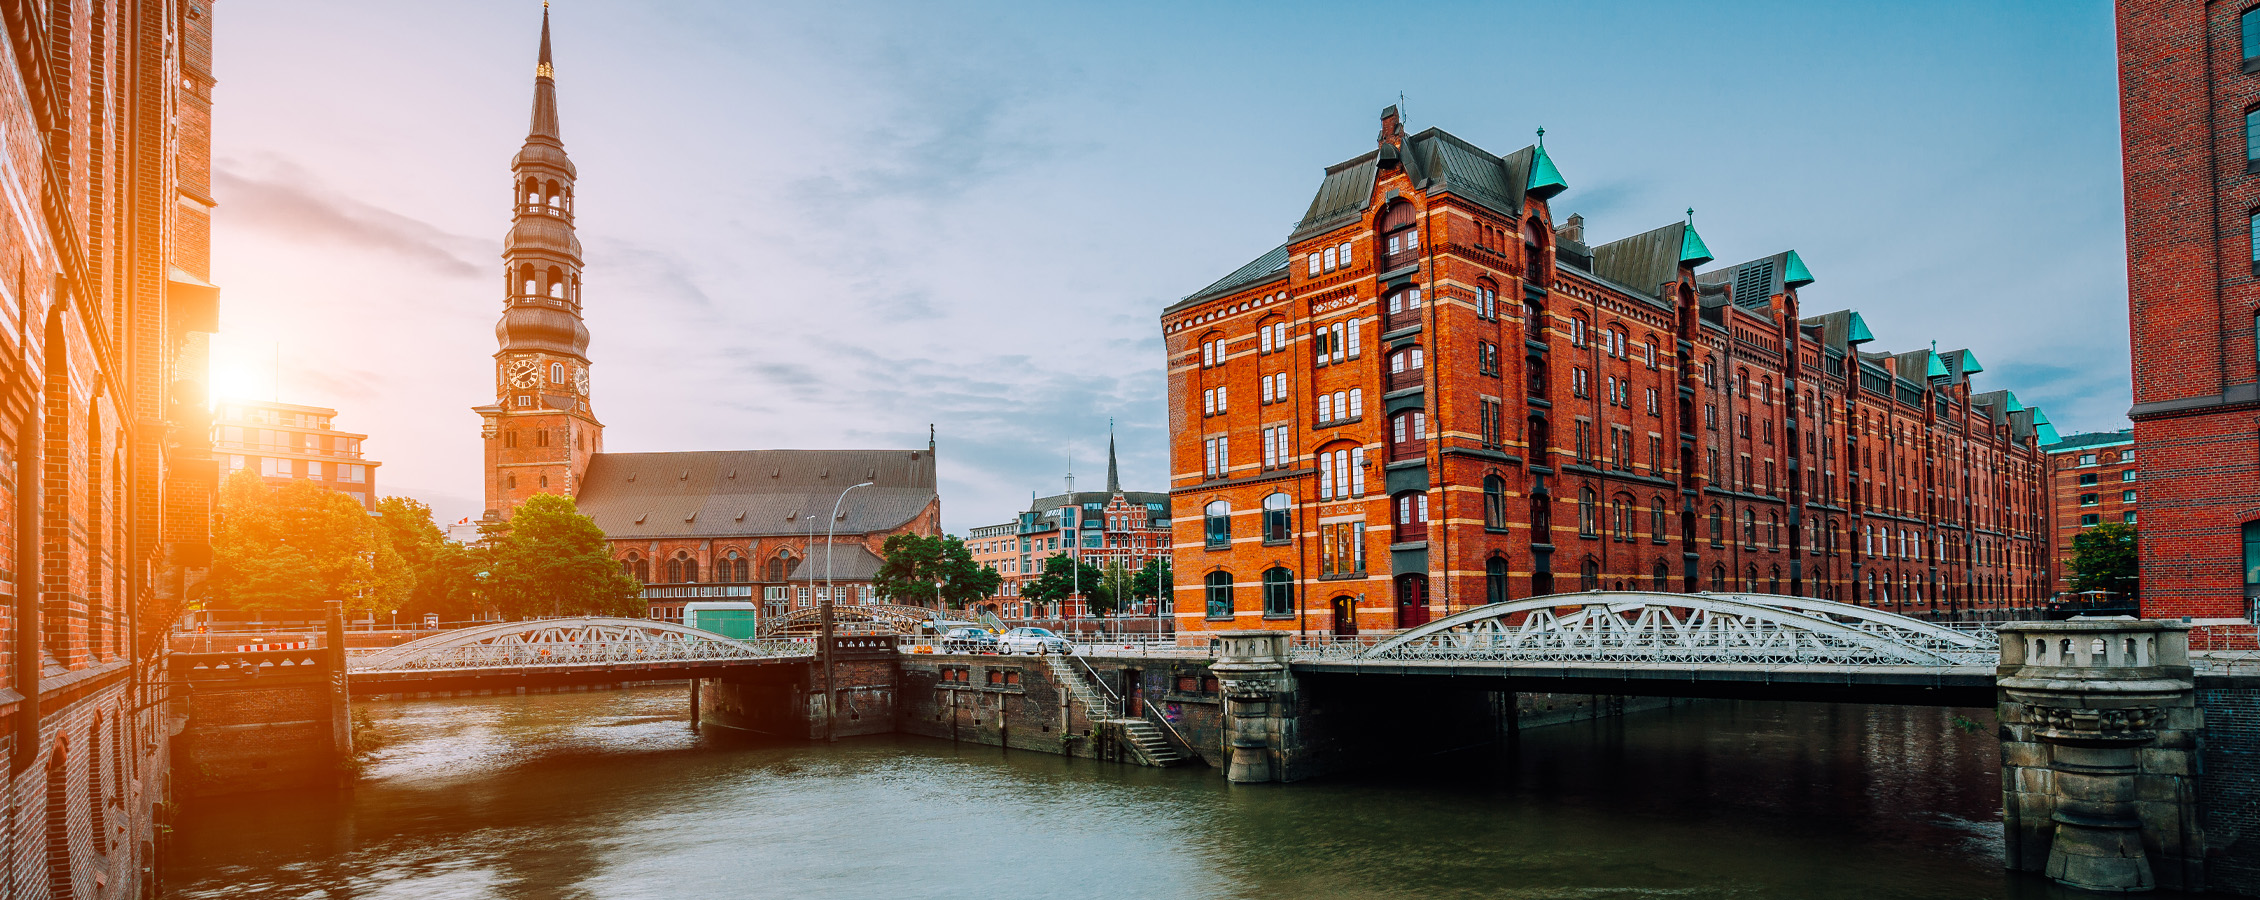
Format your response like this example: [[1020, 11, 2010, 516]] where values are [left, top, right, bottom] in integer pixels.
[[475, 4, 602, 520]]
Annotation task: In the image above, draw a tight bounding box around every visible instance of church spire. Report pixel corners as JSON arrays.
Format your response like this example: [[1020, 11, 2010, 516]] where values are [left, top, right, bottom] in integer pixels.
[[528, 4, 561, 141], [1106, 421, 1121, 494]]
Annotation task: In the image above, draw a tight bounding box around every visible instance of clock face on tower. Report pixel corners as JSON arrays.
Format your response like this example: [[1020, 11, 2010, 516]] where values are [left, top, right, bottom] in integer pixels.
[[573, 365, 590, 396], [506, 359, 543, 389]]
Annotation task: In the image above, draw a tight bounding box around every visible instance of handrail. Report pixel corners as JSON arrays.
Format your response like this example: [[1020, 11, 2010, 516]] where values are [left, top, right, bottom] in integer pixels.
[[1070, 653, 1123, 713], [1066, 652, 1192, 760], [1139, 692, 1193, 754]]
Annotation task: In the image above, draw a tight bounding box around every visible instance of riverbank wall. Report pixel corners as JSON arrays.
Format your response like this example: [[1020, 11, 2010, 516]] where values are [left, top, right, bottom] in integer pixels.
[[891, 651, 1658, 773]]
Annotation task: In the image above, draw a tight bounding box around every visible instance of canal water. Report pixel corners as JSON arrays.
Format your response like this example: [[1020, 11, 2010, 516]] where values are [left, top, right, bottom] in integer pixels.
[[167, 686, 2104, 900]]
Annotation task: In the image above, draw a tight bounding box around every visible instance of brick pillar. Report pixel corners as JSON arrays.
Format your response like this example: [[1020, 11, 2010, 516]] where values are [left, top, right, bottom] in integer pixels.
[[1998, 618, 2202, 893]]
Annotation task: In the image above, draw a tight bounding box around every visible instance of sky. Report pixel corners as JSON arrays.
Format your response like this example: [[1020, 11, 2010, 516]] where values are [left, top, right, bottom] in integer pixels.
[[210, 0, 2127, 535]]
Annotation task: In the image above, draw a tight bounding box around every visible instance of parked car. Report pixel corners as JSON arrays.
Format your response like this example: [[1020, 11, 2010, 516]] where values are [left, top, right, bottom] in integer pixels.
[[939, 626, 999, 654], [997, 627, 1072, 655]]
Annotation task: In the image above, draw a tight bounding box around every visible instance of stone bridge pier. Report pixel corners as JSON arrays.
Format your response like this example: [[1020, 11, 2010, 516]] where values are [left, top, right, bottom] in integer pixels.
[[1998, 618, 2202, 893]]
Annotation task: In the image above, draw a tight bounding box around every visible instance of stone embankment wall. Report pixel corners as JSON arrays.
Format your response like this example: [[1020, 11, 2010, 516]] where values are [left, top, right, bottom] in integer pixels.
[[171, 648, 348, 799], [896, 653, 1229, 763]]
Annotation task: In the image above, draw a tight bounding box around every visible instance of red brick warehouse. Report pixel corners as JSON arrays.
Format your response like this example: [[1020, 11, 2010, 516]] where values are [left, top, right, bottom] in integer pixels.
[[2117, 0, 2260, 621], [1164, 107, 2055, 639]]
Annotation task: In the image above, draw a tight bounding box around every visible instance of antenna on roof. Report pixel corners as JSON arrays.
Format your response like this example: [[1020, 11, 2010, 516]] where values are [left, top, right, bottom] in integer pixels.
[[1398, 91, 1406, 124]]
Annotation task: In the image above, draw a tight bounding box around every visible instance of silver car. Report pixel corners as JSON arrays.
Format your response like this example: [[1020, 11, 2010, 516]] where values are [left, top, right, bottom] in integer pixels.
[[996, 627, 1072, 655]]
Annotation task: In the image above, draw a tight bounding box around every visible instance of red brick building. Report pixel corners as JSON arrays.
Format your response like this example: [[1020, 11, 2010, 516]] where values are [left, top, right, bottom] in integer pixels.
[[2044, 430, 2138, 596], [469, 10, 939, 623], [1165, 108, 2053, 639], [2117, 0, 2260, 621], [216, 400, 380, 509], [968, 437, 1172, 620], [0, 0, 221, 895]]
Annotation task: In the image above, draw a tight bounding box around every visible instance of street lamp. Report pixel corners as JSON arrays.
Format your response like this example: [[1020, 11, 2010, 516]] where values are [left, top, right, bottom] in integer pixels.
[[821, 480, 874, 743]]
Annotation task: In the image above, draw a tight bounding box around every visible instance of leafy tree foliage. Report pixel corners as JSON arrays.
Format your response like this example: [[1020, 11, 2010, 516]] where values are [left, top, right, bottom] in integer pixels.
[[1021, 552, 1113, 614], [873, 533, 1001, 608], [374, 496, 483, 622], [475, 493, 644, 618], [2069, 522, 2139, 602], [1127, 557, 1171, 605], [211, 471, 407, 612]]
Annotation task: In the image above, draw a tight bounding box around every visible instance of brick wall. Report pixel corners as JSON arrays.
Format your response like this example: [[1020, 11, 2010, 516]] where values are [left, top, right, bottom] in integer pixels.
[[897, 653, 1228, 763], [171, 649, 345, 799]]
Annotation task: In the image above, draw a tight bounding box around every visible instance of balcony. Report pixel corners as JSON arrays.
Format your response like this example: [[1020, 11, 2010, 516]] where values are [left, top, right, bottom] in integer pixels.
[[1385, 366, 1423, 393]]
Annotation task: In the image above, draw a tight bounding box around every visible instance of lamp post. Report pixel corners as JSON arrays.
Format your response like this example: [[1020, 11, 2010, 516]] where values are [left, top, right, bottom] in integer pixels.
[[821, 480, 874, 743]]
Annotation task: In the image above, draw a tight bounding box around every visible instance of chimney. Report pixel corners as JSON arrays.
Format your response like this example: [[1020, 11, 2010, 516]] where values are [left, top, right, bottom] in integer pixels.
[[1556, 213, 1585, 245], [1377, 105, 1404, 150]]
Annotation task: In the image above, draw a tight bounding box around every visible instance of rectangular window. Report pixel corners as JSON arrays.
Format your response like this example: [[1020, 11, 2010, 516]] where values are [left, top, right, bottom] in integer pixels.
[[2080, 493, 2099, 506], [2078, 473, 2097, 486], [1215, 386, 1227, 412], [2080, 514, 2099, 526], [1259, 327, 1274, 354], [1347, 388, 1363, 419], [1203, 389, 1216, 416], [2123, 511, 2137, 524], [262, 457, 290, 477], [1323, 247, 1337, 271], [1260, 376, 1274, 404], [1705, 404, 1717, 430], [1338, 242, 1353, 268], [1331, 323, 1348, 363], [2122, 469, 2136, 482], [2079, 453, 2096, 466], [1317, 393, 1334, 423], [2123, 489, 2137, 503], [1309, 253, 1322, 277]]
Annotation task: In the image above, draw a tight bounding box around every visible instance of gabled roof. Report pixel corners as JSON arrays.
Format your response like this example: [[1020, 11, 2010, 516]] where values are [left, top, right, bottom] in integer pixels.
[[1592, 221, 1695, 299], [1798, 309, 1873, 353], [1700, 251, 1801, 309], [1409, 129, 1533, 220], [1292, 153, 1380, 240], [1174, 244, 1290, 309], [1025, 490, 1172, 516], [577, 449, 938, 540]]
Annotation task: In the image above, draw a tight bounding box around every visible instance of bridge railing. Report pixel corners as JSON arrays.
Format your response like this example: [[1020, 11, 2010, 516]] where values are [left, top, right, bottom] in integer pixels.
[[349, 638, 808, 673]]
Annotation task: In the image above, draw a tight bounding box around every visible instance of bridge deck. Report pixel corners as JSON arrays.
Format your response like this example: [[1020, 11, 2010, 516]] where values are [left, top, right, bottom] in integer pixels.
[[1291, 659, 1997, 706]]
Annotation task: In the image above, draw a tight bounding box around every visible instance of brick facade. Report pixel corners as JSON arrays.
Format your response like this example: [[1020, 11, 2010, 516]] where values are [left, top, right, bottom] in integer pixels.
[[2044, 430, 2138, 596], [0, 0, 220, 897], [1166, 108, 2051, 639], [2118, 0, 2260, 620]]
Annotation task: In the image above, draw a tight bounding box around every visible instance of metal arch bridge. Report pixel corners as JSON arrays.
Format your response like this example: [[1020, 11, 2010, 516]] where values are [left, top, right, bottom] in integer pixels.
[[350, 617, 809, 676], [759, 603, 939, 638], [1291, 592, 2003, 705]]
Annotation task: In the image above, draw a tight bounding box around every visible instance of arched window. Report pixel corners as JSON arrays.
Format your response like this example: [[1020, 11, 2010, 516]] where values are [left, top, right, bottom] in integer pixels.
[[728, 551, 747, 582], [1741, 509, 1756, 547], [1650, 497, 1667, 544], [635, 557, 650, 583], [1652, 559, 1671, 592], [551, 362, 565, 384], [547, 266, 566, 299], [1381, 200, 1420, 269], [1579, 556, 1600, 591], [1767, 512, 1781, 549], [1262, 493, 1292, 543], [1577, 487, 1597, 536], [683, 555, 699, 584], [1205, 571, 1234, 619], [1768, 566, 1781, 594], [667, 558, 684, 583], [1483, 475, 1507, 530], [1744, 565, 1759, 592], [1530, 494, 1551, 535], [520, 263, 537, 296], [1486, 555, 1510, 604], [1204, 501, 1231, 548], [1711, 564, 1726, 591], [1261, 567, 1294, 617], [1708, 504, 1723, 545]]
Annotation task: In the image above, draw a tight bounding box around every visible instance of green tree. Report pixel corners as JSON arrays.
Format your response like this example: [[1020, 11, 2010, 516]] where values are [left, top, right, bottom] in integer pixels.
[[480, 493, 643, 617], [1128, 557, 1171, 605], [374, 496, 487, 622], [872, 533, 1002, 608], [210, 470, 407, 612], [1021, 552, 1112, 614], [2069, 522, 2139, 602]]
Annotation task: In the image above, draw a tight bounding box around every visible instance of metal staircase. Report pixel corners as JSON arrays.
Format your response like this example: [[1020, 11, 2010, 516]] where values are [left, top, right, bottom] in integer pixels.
[[1043, 655, 1187, 767]]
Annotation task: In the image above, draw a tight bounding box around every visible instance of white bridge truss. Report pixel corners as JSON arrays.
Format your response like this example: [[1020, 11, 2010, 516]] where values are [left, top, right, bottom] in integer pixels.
[[351, 617, 809, 674], [1349, 592, 1997, 668]]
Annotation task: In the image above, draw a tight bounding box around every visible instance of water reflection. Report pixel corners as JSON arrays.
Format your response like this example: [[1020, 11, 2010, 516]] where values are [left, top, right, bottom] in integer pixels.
[[166, 686, 2168, 900]]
